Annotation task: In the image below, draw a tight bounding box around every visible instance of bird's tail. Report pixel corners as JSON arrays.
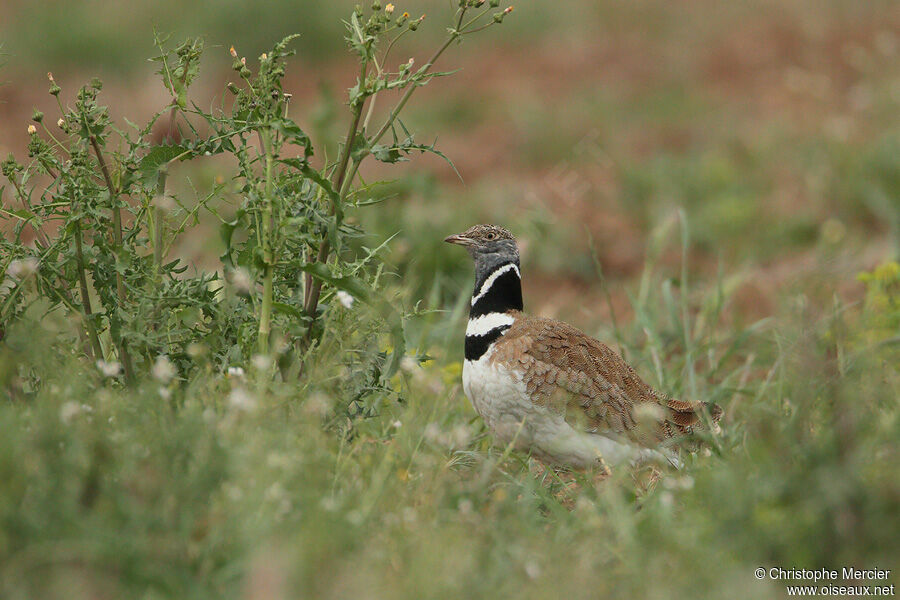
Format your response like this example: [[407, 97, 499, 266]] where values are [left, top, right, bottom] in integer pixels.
[[663, 398, 724, 437]]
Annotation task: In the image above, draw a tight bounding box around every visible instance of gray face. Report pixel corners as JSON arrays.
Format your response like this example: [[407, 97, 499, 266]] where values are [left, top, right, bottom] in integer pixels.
[[444, 224, 520, 283]]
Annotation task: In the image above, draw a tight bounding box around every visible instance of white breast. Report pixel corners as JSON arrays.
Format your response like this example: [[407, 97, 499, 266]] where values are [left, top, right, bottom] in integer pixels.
[[463, 347, 536, 444], [462, 347, 665, 469]]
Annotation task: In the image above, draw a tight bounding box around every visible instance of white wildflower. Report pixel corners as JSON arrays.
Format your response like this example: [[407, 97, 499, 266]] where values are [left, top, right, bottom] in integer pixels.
[[399, 355, 418, 373], [335, 290, 354, 309], [303, 392, 331, 417], [96, 360, 121, 378], [152, 355, 176, 383], [251, 354, 271, 371], [6, 257, 39, 280], [228, 268, 253, 295], [228, 386, 257, 412], [227, 366, 245, 378], [59, 401, 81, 424]]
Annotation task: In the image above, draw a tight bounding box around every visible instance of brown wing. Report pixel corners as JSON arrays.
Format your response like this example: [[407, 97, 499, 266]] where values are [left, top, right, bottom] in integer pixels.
[[489, 312, 723, 447]]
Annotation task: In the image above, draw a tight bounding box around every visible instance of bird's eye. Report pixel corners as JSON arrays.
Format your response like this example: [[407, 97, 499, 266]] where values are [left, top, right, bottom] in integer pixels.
[[485, 232, 497, 240]]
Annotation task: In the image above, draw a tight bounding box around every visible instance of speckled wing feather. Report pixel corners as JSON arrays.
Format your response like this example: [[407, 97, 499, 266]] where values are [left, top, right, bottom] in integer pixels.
[[489, 311, 723, 446]]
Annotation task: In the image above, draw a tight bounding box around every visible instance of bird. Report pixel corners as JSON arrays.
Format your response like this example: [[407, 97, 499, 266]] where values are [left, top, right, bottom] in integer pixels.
[[444, 224, 722, 472]]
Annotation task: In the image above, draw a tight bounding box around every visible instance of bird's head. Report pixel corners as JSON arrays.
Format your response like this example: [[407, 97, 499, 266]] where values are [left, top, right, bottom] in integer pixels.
[[444, 224, 520, 279]]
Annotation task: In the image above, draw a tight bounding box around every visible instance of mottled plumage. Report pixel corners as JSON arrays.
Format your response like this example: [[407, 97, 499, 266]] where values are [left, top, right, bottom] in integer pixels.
[[445, 224, 722, 470]]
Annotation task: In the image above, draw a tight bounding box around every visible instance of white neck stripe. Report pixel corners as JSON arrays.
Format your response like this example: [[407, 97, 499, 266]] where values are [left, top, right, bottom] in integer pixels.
[[466, 312, 515, 337], [471, 263, 520, 306]]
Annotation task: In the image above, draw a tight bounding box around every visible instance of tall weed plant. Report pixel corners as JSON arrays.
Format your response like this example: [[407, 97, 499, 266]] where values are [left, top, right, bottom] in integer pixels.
[[1, 1, 513, 389]]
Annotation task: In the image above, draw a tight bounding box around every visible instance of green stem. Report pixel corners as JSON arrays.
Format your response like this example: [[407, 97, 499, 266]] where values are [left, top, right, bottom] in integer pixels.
[[258, 128, 276, 355], [73, 222, 103, 360], [89, 134, 134, 383], [302, 20, 465, 340], [302, 62, 368, 312], [153, 166, 169, 278]]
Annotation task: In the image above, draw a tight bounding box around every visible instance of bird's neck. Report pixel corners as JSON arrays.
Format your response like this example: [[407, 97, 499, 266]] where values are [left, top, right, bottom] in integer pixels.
[[470, 261, 523, 317], [465, 261, 523, 361]]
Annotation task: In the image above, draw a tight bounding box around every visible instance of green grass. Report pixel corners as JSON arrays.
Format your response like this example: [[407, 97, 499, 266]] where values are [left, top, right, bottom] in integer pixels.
[[2, 231, 897, 599]]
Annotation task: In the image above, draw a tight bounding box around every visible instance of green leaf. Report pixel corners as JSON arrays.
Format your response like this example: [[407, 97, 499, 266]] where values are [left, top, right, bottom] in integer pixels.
[[139, 145, 187, 184], [271, 119, 312, 157], [296, 263, 370, 303], [272, 301, 306, 320]]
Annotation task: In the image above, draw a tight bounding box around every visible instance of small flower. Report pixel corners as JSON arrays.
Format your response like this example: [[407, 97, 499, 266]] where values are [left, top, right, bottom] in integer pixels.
[[400, 355, 418, 373], [336, 290, 354, 308], [241, 56, 246, 66], [47, 72, 61, 96], [229, 45, 237, 58], [385, 3, 394, 14], [96, 360, 121, 378], [57, 118, 66, 128], [152, 355, 176, 383], [228, 387, 257, 412], [27, 124, 37, 135], [6, 257, 39, 279], [60, 401, 81, 425], [227, 366, 245, 378], [259, 52, 268, 61], [493, 5, 513, 22], [251, 354, 271, 371], [391, 420, 402, 429], [408, 14, 425, 30], [228, 267, 253, 295], [303, 392, 331, 417]]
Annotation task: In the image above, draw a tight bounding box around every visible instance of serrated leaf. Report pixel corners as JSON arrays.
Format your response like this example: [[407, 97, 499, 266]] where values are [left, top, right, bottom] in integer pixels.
[[139, 145, 187, 184]]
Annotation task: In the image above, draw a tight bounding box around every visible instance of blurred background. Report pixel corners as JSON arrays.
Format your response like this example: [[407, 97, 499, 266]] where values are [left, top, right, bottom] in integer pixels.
[[2, 0, 899, 326]]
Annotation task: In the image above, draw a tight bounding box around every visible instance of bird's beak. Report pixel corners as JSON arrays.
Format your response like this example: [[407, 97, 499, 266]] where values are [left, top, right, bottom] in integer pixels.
[[443, 233, 474, 247]]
